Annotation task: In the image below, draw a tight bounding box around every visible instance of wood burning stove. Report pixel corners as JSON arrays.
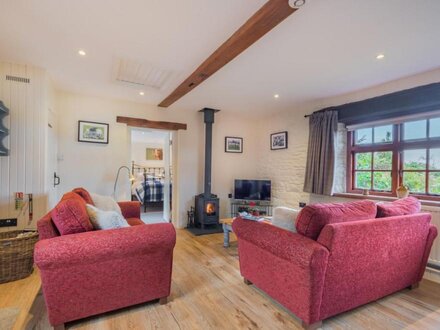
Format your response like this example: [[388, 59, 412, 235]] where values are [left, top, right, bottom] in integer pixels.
[[194, 108, 220, 229], [195, 195, 219, 229]]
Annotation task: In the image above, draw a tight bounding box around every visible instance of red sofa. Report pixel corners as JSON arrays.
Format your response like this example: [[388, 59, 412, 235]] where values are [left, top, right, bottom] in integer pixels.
[[233, 198, 438, 329], [34, 189, 176, 329]]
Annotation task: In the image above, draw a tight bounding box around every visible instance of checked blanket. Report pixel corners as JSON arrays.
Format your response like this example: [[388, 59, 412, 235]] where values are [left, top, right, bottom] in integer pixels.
[[134, 178, 171, 204]]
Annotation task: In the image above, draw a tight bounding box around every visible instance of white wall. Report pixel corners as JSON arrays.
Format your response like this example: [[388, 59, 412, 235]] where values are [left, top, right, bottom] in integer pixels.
[[211, 113, 261, 217], [0, 62, 54, 231], [131, 131, 165, 168], [55, 91, 260, 227]]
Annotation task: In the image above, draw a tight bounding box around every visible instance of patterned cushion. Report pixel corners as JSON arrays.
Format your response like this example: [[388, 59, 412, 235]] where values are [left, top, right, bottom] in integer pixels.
[[90, 193, 122, 214], [376, 197, 421, 218], [61, 191, 85, 203], [72, 187, 95, 205], [295, 200, 377, 240], [272, 206, 299, 232], [51, 198, 93, 235], [86, 204, 129, 230]]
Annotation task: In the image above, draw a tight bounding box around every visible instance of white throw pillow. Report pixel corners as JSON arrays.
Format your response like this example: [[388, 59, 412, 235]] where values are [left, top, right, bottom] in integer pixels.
[[86, 204, 129, 230], [271, 206, 299, 232], [90, 193, 122, 214]]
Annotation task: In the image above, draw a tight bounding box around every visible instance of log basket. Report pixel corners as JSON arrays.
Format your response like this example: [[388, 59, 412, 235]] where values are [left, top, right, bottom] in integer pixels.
[[0, 230, 39, 283]]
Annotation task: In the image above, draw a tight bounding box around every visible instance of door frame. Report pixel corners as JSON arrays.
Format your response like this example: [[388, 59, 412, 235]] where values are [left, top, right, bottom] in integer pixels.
[[127, 127, 179, 226]]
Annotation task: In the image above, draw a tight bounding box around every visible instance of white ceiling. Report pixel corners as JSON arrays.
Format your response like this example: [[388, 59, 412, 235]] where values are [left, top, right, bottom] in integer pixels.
[[1, 0, 440, 115]]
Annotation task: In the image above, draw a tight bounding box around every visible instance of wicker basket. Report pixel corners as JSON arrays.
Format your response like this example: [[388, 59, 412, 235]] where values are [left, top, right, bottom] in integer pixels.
[[0, 230, 39, 284]]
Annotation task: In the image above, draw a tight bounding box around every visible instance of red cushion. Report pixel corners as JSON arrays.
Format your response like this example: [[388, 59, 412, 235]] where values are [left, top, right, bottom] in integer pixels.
[[376, 197, 421, 218], [61, 191, 85, 203], [295, 200, 377, 240], [72, 187, 94, 205], [51, 198, 93, 235], [126, 218, 144, 226]]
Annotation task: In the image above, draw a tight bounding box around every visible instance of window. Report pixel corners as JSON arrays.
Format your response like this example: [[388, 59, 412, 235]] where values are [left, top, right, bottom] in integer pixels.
[[347, 116, 440, 198]]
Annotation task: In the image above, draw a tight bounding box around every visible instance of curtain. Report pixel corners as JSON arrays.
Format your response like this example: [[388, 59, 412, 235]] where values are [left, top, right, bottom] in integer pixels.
[[303, 110, 338, 195]]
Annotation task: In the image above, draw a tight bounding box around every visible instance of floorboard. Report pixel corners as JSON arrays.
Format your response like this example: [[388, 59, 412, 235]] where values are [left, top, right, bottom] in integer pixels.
[[20, 230, 440, 329], [0, 268, 41, 330]]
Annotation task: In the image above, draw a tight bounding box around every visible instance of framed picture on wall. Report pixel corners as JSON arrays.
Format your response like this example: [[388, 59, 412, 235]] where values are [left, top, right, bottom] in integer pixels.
[[271, 131, 288, 150], [225, 137, 243, 153], [78, 121, 109, 144], [146, 148, 163, 160]]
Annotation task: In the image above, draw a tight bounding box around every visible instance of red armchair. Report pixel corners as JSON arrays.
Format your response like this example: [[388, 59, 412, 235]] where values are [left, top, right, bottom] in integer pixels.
[[35, 192, 176, 329], [233, 201, 437, 329]]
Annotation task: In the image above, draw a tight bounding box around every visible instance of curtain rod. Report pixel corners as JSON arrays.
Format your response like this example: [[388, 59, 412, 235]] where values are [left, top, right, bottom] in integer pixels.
[[304, 108, 336, 118]]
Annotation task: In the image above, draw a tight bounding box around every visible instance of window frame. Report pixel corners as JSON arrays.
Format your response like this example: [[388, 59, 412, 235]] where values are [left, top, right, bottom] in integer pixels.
[[347, 118, 440, 200]]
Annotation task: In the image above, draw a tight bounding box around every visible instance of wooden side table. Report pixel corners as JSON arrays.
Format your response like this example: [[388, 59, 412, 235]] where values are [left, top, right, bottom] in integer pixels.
[[219, 218, 234, 248], [220, 217, 272, 248]]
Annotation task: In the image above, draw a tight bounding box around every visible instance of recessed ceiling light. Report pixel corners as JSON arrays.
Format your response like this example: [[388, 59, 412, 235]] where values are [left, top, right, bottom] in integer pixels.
[[376, 54, 385, 60], [288, 0, 306, 8], [274, 94, 280, 99], [78, 49, 86, 56], [139, 91, 145, 96]]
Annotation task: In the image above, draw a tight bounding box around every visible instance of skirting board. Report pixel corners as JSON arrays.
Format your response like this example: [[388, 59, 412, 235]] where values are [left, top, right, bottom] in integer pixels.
[[424, 267, 440, 284]]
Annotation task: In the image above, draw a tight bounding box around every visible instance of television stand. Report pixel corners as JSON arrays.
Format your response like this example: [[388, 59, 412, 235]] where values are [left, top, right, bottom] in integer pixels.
[[230, 200, 272, 218]]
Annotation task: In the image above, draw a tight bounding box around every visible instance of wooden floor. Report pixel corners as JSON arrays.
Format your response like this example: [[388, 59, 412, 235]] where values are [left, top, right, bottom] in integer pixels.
[[0, 269, 41, 330], [26, 229, 440, 329]]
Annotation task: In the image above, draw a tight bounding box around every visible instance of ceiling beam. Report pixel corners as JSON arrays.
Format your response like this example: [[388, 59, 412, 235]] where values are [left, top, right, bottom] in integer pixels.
[[117, 116, 187, 130], [158, 0, 297, 108]]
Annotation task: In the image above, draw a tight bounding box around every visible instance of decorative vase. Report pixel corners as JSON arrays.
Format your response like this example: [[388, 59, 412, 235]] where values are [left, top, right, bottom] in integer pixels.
[[396, 185, 410, 199]]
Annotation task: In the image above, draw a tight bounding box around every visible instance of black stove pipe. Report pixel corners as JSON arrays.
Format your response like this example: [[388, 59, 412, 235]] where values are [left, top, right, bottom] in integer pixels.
[[199, 108, 219, 197]]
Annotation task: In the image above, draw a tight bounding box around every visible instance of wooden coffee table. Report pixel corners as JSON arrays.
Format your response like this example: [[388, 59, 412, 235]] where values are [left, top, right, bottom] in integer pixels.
[[219, 218, 234, 248]]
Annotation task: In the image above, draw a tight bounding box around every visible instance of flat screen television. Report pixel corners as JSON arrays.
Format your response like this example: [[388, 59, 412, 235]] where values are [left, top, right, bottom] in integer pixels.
[[234, 179, 271, 201]]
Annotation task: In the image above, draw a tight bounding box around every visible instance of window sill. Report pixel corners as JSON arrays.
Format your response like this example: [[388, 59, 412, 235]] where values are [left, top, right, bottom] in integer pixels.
[[333, 192, 440, 208]]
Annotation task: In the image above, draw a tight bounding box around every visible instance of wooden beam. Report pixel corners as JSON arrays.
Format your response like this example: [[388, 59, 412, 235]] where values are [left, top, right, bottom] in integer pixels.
[[158, 0, 297, 108], [116, 116, 187, 130]]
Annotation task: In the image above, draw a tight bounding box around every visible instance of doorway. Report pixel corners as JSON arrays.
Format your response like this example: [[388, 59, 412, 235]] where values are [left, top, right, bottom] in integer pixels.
[[47, 109, 59, 209], [130, 128, 172, 224]]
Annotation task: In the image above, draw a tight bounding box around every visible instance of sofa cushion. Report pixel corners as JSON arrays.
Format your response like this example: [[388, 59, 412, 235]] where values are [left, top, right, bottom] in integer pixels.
[[51, 198, 93, 235], [90, 193, 122, 214], [295, 200, 377, 240], [61, 191, 86, 203], [37, 212, 60, 240], [376, 197, 421, 218], [72, 187, 95, 205], [86, 204, 129, 230], [272, 206, 299, 232], [126, 218, 144, 226]]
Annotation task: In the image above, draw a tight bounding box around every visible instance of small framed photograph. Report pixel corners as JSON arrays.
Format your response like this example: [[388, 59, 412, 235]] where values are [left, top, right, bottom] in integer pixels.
[[271, 131, 288, 150], [225, 137, 243, 153], [78, 121, 109, 144], [146, 148, 163, 160]]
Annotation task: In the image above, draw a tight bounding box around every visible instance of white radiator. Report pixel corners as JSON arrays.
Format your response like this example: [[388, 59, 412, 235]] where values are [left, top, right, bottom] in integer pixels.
[[422, 206, 440, 266]]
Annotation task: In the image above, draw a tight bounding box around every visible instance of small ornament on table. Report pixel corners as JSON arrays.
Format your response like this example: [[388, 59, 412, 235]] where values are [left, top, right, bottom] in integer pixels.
[[396, 185, 410, 199]]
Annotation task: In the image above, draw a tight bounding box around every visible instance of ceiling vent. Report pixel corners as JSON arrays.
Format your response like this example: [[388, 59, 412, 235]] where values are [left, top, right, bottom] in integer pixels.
[[114, 58, 179, 91], [6, 75, 30, 84]]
